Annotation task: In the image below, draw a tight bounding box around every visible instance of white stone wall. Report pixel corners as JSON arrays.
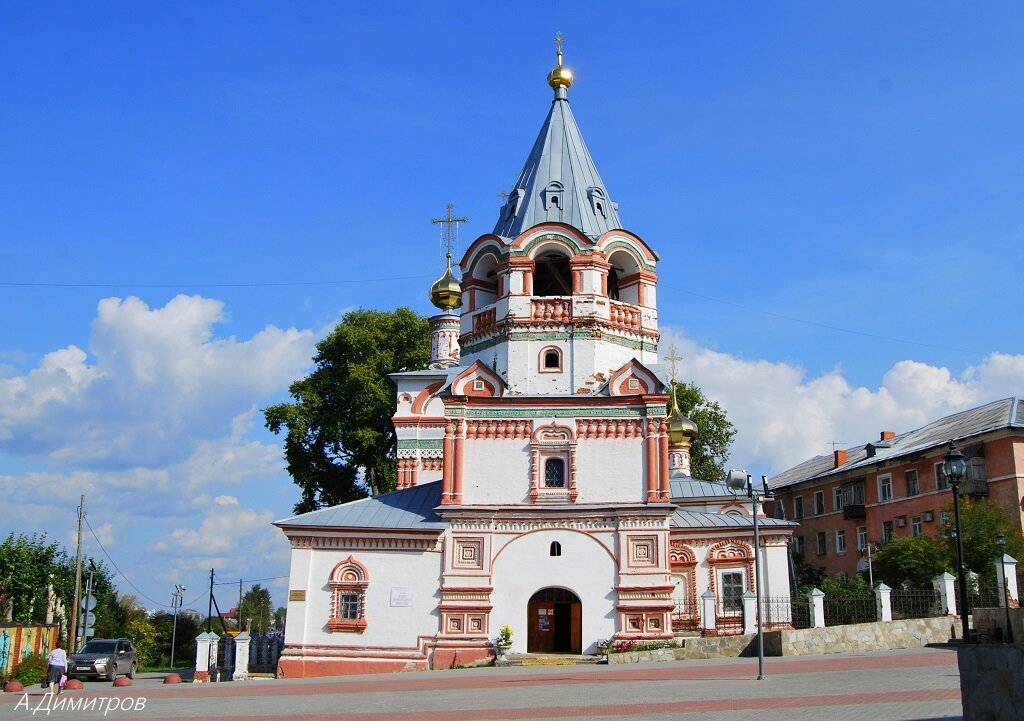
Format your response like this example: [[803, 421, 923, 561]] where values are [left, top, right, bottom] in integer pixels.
[[462, 439, 532, 503], [574, 438, 646, 503], [287, 544, 443, 650], [489, 529, 618, 655]]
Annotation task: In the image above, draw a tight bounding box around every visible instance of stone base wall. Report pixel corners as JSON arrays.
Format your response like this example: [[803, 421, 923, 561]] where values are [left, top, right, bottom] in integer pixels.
[[958, 644, 1024, 721], [608, 617, 955, 665], [764, 616, 956, 656], [971, 607, 1024, 643]]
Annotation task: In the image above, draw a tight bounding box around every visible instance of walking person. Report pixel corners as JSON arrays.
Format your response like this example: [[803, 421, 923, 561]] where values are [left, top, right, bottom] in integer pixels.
[[46, 640, 67, 695]]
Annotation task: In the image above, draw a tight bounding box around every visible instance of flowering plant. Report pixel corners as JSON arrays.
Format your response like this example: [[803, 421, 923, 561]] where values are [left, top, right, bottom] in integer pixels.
[[497, 624, 513, 646]]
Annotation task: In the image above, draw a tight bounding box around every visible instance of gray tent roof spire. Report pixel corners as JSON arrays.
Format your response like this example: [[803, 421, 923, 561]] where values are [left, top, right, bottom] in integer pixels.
[[493, 43, 622, 239]]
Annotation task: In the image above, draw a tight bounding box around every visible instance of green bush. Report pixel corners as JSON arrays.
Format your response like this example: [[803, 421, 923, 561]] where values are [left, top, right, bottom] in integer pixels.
[[12, 653, 48, 686]]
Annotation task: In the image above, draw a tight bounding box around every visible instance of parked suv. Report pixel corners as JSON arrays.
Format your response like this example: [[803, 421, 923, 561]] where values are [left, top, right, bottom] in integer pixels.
[[69, 638, 137, 681]]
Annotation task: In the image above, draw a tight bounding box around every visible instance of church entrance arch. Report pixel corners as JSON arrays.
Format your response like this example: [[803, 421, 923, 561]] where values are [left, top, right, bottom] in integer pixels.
[[527, 587, 581, 654]]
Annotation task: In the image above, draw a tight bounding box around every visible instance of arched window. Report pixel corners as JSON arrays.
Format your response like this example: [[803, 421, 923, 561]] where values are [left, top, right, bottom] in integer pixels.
[[550, 541, 562, 557], [544, 458, 565, 488], [327, 557, 369, 632], [533, 252, 572, 297], [539, 346, 563, 372]]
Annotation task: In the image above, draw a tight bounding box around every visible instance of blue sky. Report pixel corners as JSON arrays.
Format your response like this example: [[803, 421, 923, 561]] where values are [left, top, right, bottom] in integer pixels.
[[2, 2, 1022, 612]]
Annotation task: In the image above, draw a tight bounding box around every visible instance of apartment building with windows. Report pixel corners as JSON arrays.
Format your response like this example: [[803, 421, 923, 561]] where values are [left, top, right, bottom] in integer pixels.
[[768, 398, 1024, 579]]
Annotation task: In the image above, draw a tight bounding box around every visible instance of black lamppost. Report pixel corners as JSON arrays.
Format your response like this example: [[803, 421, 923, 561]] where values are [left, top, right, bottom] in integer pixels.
[[943, 440, 971, 644], [996, 533, 1014, 643], [726, 469, 770, 680]]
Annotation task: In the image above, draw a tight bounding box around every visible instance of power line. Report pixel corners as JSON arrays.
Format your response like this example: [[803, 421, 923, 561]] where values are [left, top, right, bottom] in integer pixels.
[[84, 516, 171, 609], [659, 282, 983, 357], [0, 274, 435, 290], [214, 575, 288, 587]]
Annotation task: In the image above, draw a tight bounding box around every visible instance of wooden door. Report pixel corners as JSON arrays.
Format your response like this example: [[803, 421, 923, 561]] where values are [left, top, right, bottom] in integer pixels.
[[569, 602, 582, 654], [527, 601, 555, 653]]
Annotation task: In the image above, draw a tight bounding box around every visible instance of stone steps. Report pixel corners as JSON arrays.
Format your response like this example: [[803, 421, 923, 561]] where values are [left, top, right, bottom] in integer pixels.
[[502, 653, 604, 667]]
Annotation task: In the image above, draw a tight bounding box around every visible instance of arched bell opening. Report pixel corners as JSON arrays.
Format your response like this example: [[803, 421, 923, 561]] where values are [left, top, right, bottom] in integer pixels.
[[533, 250, 573, 297]]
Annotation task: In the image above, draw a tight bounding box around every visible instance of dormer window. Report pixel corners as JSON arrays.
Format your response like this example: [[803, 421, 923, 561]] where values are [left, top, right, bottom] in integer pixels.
[[588, 187, 608, 219], [504, 189, 525, 219], [543, 182, 564, 212]]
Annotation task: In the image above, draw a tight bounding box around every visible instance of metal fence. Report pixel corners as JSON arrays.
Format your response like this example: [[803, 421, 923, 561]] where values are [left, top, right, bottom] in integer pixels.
[[968, 584, 1003, 609], [891, 589, 942, 620], [671, 599, 700, 632], [759, 595, 799, 630], [823, 592, 876, 626], [785, 596, 812, 629], [249, 633, 283, 674]]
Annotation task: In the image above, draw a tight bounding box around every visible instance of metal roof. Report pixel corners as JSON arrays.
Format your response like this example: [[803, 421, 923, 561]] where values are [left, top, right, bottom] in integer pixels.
[[671, 508, 797, 530], [275, 481, 447, 531], [770, 397, 1024, 490], [670, 477, 737, 500], [492, 88, 621, 240]]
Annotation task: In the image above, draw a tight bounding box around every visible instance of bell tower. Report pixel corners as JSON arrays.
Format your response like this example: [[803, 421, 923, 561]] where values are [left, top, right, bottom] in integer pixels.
[[456, 43, 660, 395]]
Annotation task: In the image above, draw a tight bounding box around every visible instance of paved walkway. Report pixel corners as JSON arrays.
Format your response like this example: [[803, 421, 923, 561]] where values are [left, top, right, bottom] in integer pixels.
[[1, 647, 963, 721]]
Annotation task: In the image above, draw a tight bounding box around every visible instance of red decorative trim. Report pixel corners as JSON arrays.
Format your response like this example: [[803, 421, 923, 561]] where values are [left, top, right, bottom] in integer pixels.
[[575, 418, 644, 439], [509, 222, 594, 251], [465, 419, 533, 440], [608, 359, 660, 396], [411, 383, 444, 415], [595, 229, 658, 262], [451, 361, 504, 397]]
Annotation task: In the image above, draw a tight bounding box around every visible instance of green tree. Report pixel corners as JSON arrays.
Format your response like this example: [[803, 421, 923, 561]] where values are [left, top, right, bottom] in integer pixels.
[[273, 606, 287, 632], [265, 308, 431, 513], [671, 381, 736, 482], [238, 584, 273, 634], [0, 533, 71, 624], [873, 534, 950, 589], [944, 498, 1024, 582]]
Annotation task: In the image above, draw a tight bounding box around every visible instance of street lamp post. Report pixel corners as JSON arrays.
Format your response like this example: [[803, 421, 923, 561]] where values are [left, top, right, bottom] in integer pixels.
[[996, 533, 1013, 643], [170, 584, 186, 669], [943, 440, 971, 644], [726, 469, 771, 680]]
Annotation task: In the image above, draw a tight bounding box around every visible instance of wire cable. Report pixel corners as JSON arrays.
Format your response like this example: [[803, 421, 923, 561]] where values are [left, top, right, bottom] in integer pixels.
[[0, 274, 436, 289], [659, 282, 983, 357], [84, 516, 172, 609]]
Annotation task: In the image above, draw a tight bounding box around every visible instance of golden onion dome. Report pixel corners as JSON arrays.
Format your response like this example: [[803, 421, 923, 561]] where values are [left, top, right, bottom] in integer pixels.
[[667, 396, 698, 446], [430, 263, 463, 311]]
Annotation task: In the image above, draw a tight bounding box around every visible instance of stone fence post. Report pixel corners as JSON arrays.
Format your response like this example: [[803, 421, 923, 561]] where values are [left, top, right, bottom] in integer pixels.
[[875, 583, 892, 623], [933, 572, 957, 616], [193, 632, 218, 683], [808, 587, 825, 628], [233, 632, 250, 681], [995, 554, 1018, 607], [742, 591, 757, 635], [700, 591, 717, 636]]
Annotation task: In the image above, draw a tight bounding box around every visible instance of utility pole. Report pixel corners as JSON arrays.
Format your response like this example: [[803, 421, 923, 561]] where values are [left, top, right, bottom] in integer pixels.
[[239, 579, 243, 631], [69, 495, 85, 650], [207, 568, 214, 633]]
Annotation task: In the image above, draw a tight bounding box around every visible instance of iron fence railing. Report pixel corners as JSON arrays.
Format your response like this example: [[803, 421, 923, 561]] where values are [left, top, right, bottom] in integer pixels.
[[824, 592, 876, 626], [759, 595, 798, 629], [967, 584, 1003, 609], [671, 599, 700, 632], [890, 589, 942, 620]]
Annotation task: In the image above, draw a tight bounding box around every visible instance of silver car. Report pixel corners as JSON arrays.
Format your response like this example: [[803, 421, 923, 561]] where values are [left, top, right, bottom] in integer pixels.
[[69, 638, 137, 681]]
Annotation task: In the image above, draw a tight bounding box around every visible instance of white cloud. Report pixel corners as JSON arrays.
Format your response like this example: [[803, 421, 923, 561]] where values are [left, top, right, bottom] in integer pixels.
[[0, 294, 315, 470], [661, 327, 1024, 475]]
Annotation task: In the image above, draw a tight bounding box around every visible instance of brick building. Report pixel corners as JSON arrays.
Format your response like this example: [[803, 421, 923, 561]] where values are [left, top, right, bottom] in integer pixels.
[[769, 397, 1024, 579]]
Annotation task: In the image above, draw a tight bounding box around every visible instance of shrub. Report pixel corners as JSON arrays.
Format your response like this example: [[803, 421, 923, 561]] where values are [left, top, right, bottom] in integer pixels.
[[11, 653, 47, 686]]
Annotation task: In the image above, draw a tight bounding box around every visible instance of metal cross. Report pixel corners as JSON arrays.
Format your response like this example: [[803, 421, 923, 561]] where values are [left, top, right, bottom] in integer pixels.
[[432, 203, 468, 262], [554, 31, 564, 65], [664, 344, 683, 385]]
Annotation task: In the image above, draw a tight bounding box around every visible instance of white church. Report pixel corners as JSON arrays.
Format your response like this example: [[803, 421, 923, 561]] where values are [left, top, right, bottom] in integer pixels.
[[274, 46, 795, 677]]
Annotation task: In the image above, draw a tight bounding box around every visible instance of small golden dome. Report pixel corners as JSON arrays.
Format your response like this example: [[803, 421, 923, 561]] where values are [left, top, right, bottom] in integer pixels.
[[667, 396, 698, 446], [430, 264, 462, 310], [547, 64, 573, 90]]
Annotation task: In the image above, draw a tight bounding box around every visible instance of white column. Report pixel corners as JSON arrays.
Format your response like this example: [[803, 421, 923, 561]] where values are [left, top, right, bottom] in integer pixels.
[[874, 583, 892, 623], [808, 588, 825, 628], [995, 554, 1019, 607], [194, 632, 218, 683], [933, 572, 958, 616], [742, 591, 757, 635], [700, 591, 717, 636], [233, 633, 250, 681]]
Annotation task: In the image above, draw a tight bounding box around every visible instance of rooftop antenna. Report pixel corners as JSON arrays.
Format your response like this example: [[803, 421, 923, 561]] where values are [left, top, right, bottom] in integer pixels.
[[432, 203, 467, 268], [831, 441, 847, 452]]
